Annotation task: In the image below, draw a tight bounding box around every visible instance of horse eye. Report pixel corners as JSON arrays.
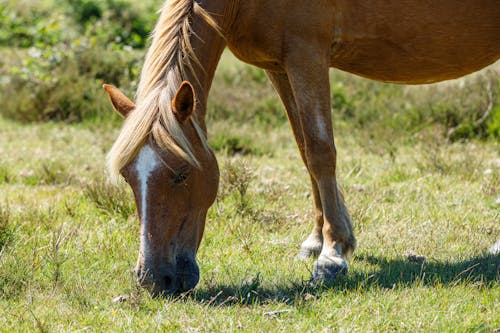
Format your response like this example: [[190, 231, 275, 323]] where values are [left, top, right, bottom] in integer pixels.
[[173, 166, 190, 184]]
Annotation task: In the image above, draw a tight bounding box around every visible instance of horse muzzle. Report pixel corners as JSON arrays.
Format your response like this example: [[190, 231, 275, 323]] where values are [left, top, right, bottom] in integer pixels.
[[136, 256, 200, 296]]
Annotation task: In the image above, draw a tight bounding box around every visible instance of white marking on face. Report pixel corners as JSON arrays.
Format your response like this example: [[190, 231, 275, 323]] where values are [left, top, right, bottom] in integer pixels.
[[135, 144, 160, 261]]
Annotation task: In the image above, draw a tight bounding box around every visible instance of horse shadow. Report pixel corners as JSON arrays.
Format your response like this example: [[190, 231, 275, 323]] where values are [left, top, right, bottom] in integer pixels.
[[190, 254, 499, 306]]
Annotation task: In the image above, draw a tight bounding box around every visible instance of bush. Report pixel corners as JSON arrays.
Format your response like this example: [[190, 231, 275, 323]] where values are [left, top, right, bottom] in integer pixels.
[[66, 0, 103, 24], [0, 0, 498, 142], [329, 69, 500, 141], [0, 0, 157, 49], [0, 40, 141, 122], [0, 1, 74, 47], [67, 0, 156, 48], [486, 105, 500, 138]]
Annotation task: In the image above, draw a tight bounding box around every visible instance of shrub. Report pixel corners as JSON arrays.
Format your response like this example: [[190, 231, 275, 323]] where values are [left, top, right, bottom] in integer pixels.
[[486, 105, 500, 138], [0, 1, 73, 47], [218, 159, 254, 212], [0, 0, 157, 49], [329, 69, 500, 141], [66, 0, 103, 24], [67, 0, 156, 48], [210, 134, 264, 156], [0, 40, 141, 122]]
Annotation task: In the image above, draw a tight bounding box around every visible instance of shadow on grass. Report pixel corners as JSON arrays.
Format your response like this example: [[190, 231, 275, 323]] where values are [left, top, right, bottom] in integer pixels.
[[190, 254, 499, 306]]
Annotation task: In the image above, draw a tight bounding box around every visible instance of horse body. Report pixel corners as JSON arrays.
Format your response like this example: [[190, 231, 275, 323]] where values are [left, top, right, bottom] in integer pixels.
[[104, 0, 500, 295], [227, 0, 500, 83], [331, 0, 500, 83]]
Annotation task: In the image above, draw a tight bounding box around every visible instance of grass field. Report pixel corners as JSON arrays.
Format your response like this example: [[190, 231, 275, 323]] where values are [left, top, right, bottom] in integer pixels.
[[1, 50, 499, 331]]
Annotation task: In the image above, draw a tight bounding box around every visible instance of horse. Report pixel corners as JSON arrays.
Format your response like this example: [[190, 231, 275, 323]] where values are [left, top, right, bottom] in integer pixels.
[[103, 0, 500, 295]]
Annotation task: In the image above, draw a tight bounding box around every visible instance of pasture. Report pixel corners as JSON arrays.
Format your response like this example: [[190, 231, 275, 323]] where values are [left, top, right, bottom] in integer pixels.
[[1, 0, 499, 331]]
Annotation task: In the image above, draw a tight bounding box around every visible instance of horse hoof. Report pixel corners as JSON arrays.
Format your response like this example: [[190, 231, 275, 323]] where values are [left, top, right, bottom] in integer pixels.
[[311, 255, 348, 282]]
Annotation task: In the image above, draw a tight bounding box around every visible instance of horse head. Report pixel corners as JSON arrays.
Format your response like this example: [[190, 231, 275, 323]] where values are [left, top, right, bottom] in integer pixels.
[[104, 83, 219, 295]]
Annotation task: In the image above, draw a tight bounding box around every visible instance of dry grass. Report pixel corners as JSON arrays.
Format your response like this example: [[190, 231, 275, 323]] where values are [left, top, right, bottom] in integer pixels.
[[0, 54, 499, 332]]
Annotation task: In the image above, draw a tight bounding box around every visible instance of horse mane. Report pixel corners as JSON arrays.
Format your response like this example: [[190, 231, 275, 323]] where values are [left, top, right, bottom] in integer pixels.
[[107, 0, 220, 181]]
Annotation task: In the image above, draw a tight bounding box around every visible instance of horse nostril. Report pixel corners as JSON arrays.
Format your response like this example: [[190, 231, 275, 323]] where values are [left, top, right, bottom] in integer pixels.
[[163, 274, 175, 290]]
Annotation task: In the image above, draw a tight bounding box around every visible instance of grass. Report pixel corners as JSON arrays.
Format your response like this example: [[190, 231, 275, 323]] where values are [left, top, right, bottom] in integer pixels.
[[0, 52, 499, 331]]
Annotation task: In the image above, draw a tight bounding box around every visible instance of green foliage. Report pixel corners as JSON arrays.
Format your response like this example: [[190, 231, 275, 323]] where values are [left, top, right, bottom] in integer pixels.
[[0, 41, 141, 122], [66, 0, 103, 24], [0, 1, 73, 47], [1, 0, 499, 141], [0, 0, 158, 49], [331, 82, 355, 117], [486, 104, 500, 138], [210, 134, 263, 156], [0, 0, 153, 122], [332, 70, 500, 141], [68, 0, 157, 48], [253, 98, 287, 126]]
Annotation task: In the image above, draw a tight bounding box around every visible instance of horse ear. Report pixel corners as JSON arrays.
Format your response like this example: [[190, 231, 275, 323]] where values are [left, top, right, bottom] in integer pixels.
[[171, 81, 195, 123], [103, 84, 135, 118]]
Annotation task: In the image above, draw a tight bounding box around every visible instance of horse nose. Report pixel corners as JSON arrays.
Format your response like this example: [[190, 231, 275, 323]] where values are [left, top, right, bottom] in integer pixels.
[[162, 273, 177, 293], [178, 271, 200, 292], [177, 256, 200, 292], [136, 258, 200, 295], [136, 269, 180, 296]]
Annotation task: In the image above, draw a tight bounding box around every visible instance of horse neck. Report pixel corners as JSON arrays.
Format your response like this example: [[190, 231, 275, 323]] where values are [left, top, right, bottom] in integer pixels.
[[182, 11, 227, 130]]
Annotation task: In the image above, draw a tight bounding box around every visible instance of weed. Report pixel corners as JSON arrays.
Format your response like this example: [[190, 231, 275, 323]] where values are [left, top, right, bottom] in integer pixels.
[[46, 223, 75, 289], [85, 177, 135, 219], [210, 135, 261, 156], [26, 307, 49, 333], [486, 104, 500, 138], [0, 203, 12, 250], [39, 162, 73, 185], [219, 159, 254, 211], [0, 163, 13, 183], [19, 160, 73, 186], [414, 140, 485, 181]]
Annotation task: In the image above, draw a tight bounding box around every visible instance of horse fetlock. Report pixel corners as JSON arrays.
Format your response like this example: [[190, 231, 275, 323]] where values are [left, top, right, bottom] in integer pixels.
[[297, 234, 323, 259], [298, 245, 322, 260], [341, 235, 357, 260]]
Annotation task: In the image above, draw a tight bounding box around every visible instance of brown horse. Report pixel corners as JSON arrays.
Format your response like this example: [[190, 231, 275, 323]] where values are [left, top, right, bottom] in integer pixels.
[[104, 0, 500, 295]]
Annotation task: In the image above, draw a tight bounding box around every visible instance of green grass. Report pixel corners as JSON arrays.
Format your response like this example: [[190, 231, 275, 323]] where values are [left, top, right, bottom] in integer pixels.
[[1, 55, 499, 331]]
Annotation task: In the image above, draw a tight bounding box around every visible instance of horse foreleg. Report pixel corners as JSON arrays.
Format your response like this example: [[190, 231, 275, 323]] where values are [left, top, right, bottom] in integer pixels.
[[266, 71, 323, 259], [284, 58, 356, 281]]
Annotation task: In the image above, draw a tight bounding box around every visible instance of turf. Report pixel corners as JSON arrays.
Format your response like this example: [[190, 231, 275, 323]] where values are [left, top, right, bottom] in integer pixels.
[[0, 53, 499, 332]]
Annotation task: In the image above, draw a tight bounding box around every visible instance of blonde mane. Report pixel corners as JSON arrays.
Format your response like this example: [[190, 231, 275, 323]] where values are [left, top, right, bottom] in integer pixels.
[[107, 0, 220, 181]]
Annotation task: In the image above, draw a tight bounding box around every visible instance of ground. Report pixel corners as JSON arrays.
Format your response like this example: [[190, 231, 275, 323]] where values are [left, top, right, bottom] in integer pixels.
[[0, 53, 499, 332]]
